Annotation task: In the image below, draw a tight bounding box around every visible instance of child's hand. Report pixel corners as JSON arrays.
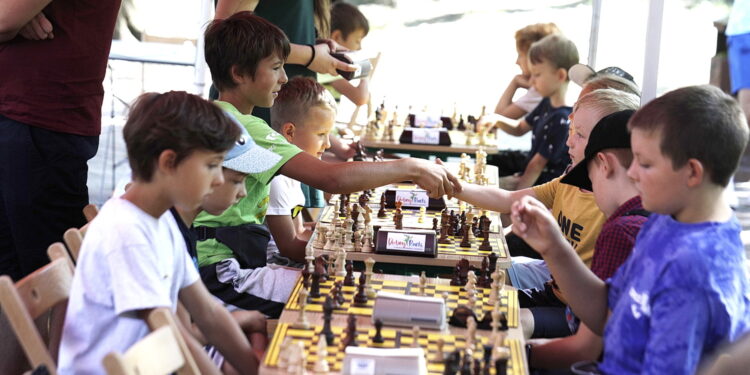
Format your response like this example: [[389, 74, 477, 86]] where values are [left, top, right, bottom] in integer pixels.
[[310, 43, 356, 76], [412, 158, 462, 199], [18, 12, 54, 40], [513, 74, 531, 89], [510, 195, 565, 256]]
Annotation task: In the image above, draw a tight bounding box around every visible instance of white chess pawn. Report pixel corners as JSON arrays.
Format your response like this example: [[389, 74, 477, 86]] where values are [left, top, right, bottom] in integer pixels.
[[419, 271, 427, 296], [295, 288, 310, 329], [277, 337, 292, 368], [411, 325, 421, 348], [353, 230, 362, 252], [418, 207, 426, 223], [313, 334, 329, 374], [365, 257, 377, 298]]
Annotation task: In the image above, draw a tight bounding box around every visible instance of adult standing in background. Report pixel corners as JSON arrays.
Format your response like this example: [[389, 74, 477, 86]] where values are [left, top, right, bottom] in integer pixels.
[[0, 0, 122, 281]]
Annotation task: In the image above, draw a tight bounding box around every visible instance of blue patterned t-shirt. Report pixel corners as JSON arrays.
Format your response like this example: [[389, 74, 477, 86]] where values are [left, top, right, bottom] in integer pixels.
[[524, 97, 571, 185], [601, 213, 750, 375]]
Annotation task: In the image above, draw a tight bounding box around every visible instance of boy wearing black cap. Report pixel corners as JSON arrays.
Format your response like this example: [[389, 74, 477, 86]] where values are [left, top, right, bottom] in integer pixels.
[[512, 85, 750, 374], [525, 110, 648, 369]]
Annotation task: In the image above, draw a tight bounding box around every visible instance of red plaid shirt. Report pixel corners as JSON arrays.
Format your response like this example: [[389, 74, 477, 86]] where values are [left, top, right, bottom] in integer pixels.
[[590, 196, 648, 280]]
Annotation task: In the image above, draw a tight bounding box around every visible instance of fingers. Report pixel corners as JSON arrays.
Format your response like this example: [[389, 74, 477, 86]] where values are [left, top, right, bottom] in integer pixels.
[[29, 19, 47, 39], [435, 158, 444, 165], [446, 171, 462, 197], [333, 58, 357, 72]]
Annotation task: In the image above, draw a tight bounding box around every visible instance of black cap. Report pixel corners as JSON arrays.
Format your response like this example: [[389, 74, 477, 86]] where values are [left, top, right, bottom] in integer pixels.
[[560, 110, 635, 191]]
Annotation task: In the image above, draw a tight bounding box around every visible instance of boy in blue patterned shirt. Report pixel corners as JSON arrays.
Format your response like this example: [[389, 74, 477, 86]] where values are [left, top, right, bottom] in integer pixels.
[[511, 85, 750, 374]]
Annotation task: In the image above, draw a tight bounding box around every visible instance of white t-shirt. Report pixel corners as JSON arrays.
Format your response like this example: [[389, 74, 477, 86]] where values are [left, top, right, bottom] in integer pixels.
[[266, 175, 306, 255], [513, 87, 543, 113], [58, 198, 199, 375]]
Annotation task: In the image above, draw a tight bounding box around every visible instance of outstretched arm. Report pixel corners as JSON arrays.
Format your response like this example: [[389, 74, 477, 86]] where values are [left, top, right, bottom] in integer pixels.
[[331, 77, 369, 106], [280, 153, 461, 199], [0, 0, 53, 42], [453, 183, 536, 214], [266, 214, 309, 262], [511, 196, 608, 333]]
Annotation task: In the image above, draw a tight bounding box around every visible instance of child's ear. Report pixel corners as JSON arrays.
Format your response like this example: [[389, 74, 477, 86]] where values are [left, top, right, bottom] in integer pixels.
[[157, 149, 178, 173], [685, 158, 705, 188], [230, 65, 246, 85], [331, 29, 344, 45], [280, 122, 296, 142], [558, 67, 568, 82]]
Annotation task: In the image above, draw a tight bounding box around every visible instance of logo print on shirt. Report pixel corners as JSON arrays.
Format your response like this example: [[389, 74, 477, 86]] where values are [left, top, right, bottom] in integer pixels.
[[628, 287, 651, 319]]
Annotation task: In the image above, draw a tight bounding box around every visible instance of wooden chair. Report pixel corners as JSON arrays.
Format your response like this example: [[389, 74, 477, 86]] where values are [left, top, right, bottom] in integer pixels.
[[102, 308, 201, 375], [62, 228, 84, 262], [0, 257, 74, 375], [83, 204, 99, 222]]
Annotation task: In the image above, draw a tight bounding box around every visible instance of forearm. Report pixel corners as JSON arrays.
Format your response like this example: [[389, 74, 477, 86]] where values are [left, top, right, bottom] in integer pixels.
[[454, 184, 528, 214], [530, 325, 603, 369], [496, 120, 528, 136], [516, 155, 546, 190], [282, 157, 418, 194], [287, 43, 315, 66], [198, 302, 258, 374], [542, 247, 609, 334], [174, 318, 223, 375], [495, 80, 519, 114], [267, 215, 309, 262], [332, 78, 370, 106]]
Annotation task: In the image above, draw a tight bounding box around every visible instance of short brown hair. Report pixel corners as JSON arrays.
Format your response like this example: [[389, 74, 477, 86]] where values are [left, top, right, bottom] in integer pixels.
[[331, 2, 369, 39], [582, 74, 641, 97], [123, 91, 240, 182], [204, 11, 290, 92], [515, 23, 560, 53], [528, 34, 579, 76], [628, 85, 749, 187], [271, 77, 337, 131]]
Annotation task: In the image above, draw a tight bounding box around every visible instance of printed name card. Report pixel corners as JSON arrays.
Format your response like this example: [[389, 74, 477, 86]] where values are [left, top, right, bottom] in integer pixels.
[[375, 229, 437, 258], [410, 128, 441, 145], [395, 190, 429, 207], [386, 232, 427, 252], [413, 112, 442, 128]]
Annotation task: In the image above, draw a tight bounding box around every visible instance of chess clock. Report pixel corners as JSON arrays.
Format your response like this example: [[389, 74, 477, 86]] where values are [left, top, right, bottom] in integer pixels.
[[399, 127, 452, 145], [384, 189, 446, 210], [374, 229, 438, 258]]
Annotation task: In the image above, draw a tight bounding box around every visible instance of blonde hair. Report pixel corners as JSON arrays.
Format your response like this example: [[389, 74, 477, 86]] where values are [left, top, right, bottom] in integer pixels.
[[528, 34, 579, 75], [515, 23, 561, 53], [574, 88, 640, 120], [271, 77, 337, 131], [582, 74, 640, 97]]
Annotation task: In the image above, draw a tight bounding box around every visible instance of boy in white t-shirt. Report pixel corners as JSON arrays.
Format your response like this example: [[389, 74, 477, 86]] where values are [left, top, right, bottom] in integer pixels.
[[266, 76, 336, 265], [58, 92, 261, 375]]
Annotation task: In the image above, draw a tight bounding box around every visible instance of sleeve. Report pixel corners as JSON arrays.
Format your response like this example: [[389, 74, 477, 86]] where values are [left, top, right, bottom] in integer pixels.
[[524, 99, 543, 125], [514, 88, 543, 113], [108, 231, 172, 314], [535, 113, 570, 161], [248, 122, 302, 186], [590, 221, 638, 280], [267, 176, 294, 216], [640, 284, 711, 374], [531, 177, 560, 208]]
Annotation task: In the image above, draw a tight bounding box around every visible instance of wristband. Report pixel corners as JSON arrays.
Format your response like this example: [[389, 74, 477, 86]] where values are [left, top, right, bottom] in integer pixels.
[[304, 44, 315, 68]]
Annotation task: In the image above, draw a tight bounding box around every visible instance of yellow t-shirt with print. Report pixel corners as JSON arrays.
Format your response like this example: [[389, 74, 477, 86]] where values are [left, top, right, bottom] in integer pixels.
[[531, 177, 606, 266]]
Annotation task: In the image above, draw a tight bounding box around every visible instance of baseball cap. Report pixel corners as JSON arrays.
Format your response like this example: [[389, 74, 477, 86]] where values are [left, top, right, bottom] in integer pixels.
[[569, 64, 636, 88], [222, 114, 282, 174], [560, 110, 635, 191]]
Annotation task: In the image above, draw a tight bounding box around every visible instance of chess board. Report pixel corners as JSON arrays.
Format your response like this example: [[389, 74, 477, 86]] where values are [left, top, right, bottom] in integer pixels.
[[285, 275, 519, 328], [319, 205, 503, 234], [264, 322, 526, 375]]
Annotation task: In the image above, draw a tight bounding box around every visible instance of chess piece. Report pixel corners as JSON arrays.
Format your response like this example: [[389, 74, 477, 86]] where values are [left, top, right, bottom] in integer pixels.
[[338, 195, 347, 217], [411, 325, 421, 348], [487, 252, 498, 274], [394, 209, 403, 230], [443, 350, 461, 375], [286, 341, 306, 375], [478, 257, 491, 288], [450, 265, 462, 286], [277, 337, 292, 368], [310, 271, 321, 298], [419, 271, 427, 296], [295, 288, 310, 329], [313, 334, 330, 374], [418, 206, 426, 223], [489, 271, 500, 305], [432, 217, 438, 231], [478, 220, 492, 251], [459, 223, 471, 248], [372, 319, 384, 343], [321, 296, 334, 346], [353, 230, 362, 252], [335, 247, 347, 277], [442, 291, 451, 318], [377, 192, 387, 218], [351, 204, 360, 232], [361, 229, 374, 253], [364, 257, 377, 298], [499, 311, 508, 331], [493, 347, 510, 375], [331, 201, 340, 227], [353, 272, 368, 305], [344, 261, 355, 286], [334, 281, 346, 306], [329, 286, 341, 309], [438, 220, 451, 244], [436, 337, 445, 362], [344, 313, 359, 347]]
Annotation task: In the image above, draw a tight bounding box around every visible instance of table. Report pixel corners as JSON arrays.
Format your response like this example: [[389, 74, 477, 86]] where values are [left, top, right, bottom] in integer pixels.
[[260, 273, 528, 375], [363, 129, 500, 160]]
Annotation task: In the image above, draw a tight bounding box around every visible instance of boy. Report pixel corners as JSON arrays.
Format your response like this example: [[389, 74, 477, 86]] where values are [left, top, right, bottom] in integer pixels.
[[487, 34, 579, 189], [267, 77, 335, 266], [58, 91, 259, 375], [197, 12, 459, 314], [524, 109, 648, 368], [320, 1, 371, 106], [453, 88, 639, 290], [511, 85, 750, 374]]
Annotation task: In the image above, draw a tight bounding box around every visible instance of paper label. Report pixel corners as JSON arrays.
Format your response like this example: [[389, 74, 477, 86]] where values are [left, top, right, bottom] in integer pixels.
[[349, 358, 376, 375], [395, 190, 429, 207], [411, 128, 441, 144], [413, 113, 441, 128], [386, 232, 427, 252]]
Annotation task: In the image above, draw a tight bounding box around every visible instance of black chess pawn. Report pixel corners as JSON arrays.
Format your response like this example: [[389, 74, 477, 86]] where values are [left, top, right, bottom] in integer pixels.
[[433, 217, 439, 232], [322, 296, 335, 345], [339, 195, 348, 216], [334, 281, 346, 306], [344, 261, 355, 286], [353, 272, 368, 306], [344, 313, 359, 347], [459, 224, 471, 248], [487, 252, 498, 274], [443, 350, 461, 375], [438, 222, 452, 244], [460, 353, 472, 375], [372, 319, 384, 344], [457, 115, 466, 131], [494, 357, 508, 375], [377, 193, 387, 218], [301, 268, 311, 289], [500, 312, 508, 331], [329, 287, 341, 309], [450, 265, 463, 286], [478, 230, 492, 251], [478, 257, 490, 288], [310, 271, 322, 298], [473, 359, 481, 375]]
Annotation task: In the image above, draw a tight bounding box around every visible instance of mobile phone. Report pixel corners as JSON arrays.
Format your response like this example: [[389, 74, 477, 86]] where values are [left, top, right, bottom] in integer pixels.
[[331, 52, 372, 81]]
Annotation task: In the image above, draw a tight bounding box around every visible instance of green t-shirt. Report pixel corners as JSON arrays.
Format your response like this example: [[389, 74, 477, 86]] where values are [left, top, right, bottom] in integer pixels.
[[195, 101, 302, 267]]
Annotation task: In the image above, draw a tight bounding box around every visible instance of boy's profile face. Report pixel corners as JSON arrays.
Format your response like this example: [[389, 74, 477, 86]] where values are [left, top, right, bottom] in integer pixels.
[[334, 28, 366, 51], [529, 58, 564, 97], [628, 128, 689, 215], [171, 150, 226, 211], [288, 106, 335, 158], [201, 168, 248, 216], [566, 106, 599, 166], [236, 55, 288, 108]]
